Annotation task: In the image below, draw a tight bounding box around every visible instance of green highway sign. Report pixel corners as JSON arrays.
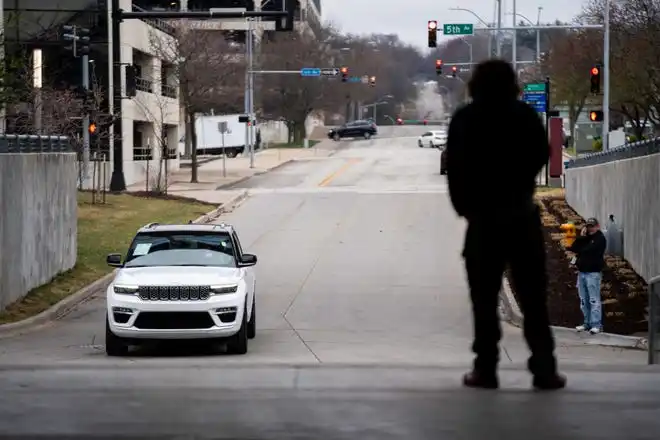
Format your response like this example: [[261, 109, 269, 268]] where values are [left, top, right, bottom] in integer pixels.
[[523, 83, 546, 92], [443, 23, 474, 35]]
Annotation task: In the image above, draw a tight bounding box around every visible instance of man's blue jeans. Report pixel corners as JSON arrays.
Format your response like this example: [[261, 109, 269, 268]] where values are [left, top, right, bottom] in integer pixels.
[[577, 272, 602, 330]]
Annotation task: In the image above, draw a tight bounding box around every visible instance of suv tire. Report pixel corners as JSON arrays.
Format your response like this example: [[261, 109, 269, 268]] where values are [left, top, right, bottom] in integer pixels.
[[247, 296, 256, 339], [227, 300, 249, 354], [105, 316, 130, 356]]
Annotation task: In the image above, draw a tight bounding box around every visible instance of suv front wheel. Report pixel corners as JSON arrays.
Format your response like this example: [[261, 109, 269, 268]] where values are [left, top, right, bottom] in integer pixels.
[[105, 316, 130, 356]]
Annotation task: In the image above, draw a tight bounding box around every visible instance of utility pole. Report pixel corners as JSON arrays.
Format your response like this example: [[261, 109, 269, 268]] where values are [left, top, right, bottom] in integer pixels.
[[248, 18, 255, 168], [496, 0, 502, 56], [603, 0, 610, 150], [512, 0, 517, 73], [536, 7, 543, 63]]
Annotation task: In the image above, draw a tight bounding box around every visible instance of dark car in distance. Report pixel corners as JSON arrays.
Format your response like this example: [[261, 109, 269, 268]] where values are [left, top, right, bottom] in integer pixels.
[[328, 120, 377, 141]]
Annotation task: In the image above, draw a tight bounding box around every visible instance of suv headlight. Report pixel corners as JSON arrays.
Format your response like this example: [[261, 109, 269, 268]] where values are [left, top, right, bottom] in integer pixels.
[[114, 285, 138, 294], [210, 285, 238, 294]]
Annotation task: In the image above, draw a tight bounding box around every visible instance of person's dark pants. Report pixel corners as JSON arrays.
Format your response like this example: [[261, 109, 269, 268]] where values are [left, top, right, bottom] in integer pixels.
[[462, 206, 558, 377]]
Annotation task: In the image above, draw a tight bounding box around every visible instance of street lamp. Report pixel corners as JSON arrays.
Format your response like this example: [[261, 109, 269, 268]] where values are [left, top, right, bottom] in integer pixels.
[[449, 7, 497, 57], [507, 8, 542, 63]]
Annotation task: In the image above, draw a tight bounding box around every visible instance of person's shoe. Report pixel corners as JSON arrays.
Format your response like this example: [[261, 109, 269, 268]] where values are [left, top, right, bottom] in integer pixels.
[[532, 373, 567, 391], [462, 371, 499, 389], [575, 325, 588, 332], [589, 327, 601, 335]]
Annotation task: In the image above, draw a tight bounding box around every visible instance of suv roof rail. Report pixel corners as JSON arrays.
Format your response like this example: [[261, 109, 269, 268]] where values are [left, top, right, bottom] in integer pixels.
[[142, 222, 160, 229]]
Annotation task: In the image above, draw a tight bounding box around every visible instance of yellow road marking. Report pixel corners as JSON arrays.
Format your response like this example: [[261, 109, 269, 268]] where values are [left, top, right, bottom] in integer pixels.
[[317, 158, 360, 187]]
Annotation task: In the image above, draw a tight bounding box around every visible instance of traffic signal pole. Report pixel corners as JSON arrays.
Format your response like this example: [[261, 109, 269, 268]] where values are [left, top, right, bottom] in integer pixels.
[[82, 51, 90, 181]]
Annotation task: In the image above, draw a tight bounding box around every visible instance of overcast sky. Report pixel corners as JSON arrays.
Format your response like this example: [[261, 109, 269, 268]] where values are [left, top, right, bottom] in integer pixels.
[[323, 0, 587, 52]]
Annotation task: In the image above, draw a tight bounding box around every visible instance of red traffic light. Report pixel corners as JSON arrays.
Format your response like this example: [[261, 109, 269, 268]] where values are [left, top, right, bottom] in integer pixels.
[[591, 67, 599, 76], [452, 66, 457, 71], [428, 20, 437, 30], [436, 59, 442, 66], [88, 122, 97, 134], [589, 110, 603, 121]]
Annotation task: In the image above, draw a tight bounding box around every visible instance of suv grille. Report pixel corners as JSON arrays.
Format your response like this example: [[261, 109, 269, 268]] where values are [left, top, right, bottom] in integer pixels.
[[138, 286, 211, 301]]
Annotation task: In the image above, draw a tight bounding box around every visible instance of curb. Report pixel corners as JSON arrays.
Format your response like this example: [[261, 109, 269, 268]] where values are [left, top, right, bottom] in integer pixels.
[[0, 191, 249, 337], [215, 160, 295, 190], [499, 277, 649, 350]]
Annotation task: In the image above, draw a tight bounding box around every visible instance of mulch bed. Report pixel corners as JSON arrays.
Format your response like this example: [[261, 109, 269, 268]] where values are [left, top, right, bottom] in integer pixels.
[[506, 196, 648, 335]]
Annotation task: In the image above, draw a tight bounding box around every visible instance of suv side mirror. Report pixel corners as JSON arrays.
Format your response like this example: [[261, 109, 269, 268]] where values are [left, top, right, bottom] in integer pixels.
[[106, 253, 123, 267], [239, 253, 257, 267]]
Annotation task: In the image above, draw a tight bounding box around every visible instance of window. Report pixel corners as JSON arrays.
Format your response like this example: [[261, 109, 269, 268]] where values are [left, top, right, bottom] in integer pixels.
[[125, 231, 237, 267]]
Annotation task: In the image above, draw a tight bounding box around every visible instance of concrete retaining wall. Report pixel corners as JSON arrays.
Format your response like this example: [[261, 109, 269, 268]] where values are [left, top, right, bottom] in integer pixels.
[[564, 153, 660, 282], [0, 153, 77, 309]]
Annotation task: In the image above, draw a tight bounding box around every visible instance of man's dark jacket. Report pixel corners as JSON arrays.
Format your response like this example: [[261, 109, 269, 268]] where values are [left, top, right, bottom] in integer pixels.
[[445, 99, 549, 220], [568, 231, 607, 273]]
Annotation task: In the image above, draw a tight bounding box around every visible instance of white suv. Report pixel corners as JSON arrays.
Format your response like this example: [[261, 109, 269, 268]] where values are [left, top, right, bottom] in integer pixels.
[[105, 222, 257, 356]]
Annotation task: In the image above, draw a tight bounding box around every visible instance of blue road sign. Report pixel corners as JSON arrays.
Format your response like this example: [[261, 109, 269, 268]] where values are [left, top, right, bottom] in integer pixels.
[[348, 76, 362, 83], [522, 91, 547, 113], [300, 68, 321, 77]]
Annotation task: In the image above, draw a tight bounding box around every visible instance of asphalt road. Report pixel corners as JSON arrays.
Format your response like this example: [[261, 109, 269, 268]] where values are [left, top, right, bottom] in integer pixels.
[[1, 127, 658, 438]]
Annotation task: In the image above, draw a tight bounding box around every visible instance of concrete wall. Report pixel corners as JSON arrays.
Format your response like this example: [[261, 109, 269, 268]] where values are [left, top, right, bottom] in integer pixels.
[[564, 153, 660, 282], [0, 153, 77, 309]]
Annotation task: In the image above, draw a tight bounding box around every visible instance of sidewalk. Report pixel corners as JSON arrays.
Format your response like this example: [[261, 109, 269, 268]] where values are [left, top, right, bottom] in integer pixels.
[[127, 145, 335, 203]]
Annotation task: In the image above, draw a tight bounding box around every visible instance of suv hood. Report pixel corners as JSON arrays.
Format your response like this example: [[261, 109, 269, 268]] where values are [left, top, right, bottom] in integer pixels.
[[113, 266, 242, 286]]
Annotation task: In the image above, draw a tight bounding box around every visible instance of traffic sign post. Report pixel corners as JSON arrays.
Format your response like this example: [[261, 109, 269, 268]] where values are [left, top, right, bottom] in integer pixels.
[[321, 68, 339, 76], [442, 23, 474, 36], [522, 82, 548, 113]]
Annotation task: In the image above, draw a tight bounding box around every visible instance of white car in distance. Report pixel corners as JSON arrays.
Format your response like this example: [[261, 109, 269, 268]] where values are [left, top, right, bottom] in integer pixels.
[[105, 222, 257, 356], [418, 130, 447, 148]]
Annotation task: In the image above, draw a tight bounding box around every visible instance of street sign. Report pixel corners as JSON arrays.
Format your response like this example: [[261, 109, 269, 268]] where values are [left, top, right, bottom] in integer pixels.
[[321, 67, 339, 76], [348, 76, 362, 83], [300, 67, 321, 77], [218, 121, 230, 133], [361, 75, 369, 84], [522, 82, 547, 113], [442, 23, 474, 35]]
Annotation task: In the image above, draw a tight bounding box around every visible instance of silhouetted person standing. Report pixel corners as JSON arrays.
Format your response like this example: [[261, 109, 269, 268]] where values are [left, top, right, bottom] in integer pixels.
[[445, 60, 565, 390]]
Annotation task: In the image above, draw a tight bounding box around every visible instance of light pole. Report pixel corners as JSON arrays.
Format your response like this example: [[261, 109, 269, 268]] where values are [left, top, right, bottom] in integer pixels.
[[507, 9, 543, 63], [457, 39, 473, 69], [362, 94, 394, 122], [449, 8, 494, 57]]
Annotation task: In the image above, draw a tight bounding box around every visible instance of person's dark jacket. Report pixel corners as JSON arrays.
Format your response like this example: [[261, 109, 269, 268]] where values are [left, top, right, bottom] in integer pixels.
[[446, 100, 548, 220], [568, 230, 607, 273]]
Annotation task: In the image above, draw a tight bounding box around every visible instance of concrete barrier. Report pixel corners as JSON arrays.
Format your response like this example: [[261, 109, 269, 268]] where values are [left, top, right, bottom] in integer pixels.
[[0, 153, 77, 309], [564, 152, 660, 282]]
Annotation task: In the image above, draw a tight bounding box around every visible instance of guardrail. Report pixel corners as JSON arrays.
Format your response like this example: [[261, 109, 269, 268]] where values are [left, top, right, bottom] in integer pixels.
[[565, 137, 660, 169], [0, 134, 72, 153], [649, 275, 660, 365]]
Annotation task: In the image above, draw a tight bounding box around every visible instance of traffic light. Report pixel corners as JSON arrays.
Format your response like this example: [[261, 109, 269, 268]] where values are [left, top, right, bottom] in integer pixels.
[[435, 59, 443, 75], [589, 110, 603, 122], [369, 75, 376, 87], [62, 25, 90, 57], [590, 65, 601, 94], [451, 66, 457, 78], [340, 66, 348, 82], [88, 121, 97, 135], [428, 21, 438, 48], [396, 117, 403, 125]]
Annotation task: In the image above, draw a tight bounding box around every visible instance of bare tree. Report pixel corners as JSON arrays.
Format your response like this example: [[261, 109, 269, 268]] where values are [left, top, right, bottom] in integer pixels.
[[133, 91, 179, 195], [149, 24, 244, 183]]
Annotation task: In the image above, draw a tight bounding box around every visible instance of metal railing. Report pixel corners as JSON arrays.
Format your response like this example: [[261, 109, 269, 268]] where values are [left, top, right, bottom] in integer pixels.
[[0, 134, 72, 153], [133, 147, 153, 161], [161, 83, 177, 99], [132, 4, 177, 36], [136, 77, 154, 93], [649, 276, 660, 364], [565, 137, 660, 169]]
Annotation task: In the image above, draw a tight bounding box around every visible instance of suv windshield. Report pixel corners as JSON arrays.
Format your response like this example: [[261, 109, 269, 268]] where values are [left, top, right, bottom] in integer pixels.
[[124, 231, 236, 268]]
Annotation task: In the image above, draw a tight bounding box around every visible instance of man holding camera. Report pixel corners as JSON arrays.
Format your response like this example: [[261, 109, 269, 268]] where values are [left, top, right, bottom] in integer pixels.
[[568, 217, 607, 334]]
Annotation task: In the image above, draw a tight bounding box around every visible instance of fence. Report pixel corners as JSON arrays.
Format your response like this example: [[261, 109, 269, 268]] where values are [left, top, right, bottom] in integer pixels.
[[0, 134, 73, 153], [565, 137, 660, 169]]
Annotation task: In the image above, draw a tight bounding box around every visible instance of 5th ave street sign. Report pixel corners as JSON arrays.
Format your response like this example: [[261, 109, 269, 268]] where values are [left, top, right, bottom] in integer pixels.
[[443, 23, 474, 35]]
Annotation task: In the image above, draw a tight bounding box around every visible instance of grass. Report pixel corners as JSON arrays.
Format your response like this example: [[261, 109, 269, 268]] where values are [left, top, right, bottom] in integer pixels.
[[269, 140, 320, 149], [0, 192, 215, 325], [535, 186, 565, 198]]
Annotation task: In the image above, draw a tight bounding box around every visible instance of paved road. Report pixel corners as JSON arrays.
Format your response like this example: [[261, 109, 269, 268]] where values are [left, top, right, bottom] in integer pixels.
[[0, 127, 658, 438]]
